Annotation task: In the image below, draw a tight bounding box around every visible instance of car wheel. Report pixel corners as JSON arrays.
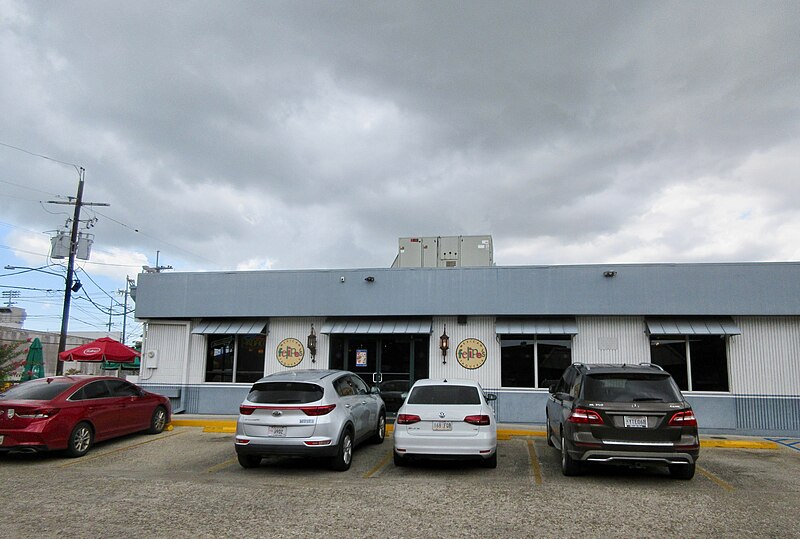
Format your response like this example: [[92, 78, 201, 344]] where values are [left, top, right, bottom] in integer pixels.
[[330, 429, 353, 471], [147, 406, 168, 434], [482, 452, 498, 469], [66, 422, 93, 458], [237, 454, 262, 469], [393, 451, 407, 467], [669, 462, 696, 480], [546, 417, 554, 447], [560, 431, 582, 476], [371, 411, 386, 444]]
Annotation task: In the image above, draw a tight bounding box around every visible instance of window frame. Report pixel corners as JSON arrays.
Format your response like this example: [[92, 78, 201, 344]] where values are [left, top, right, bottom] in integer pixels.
[[204, 333, 266, 384], [500, 334, 573, 389], [649, 334, 731, 392]]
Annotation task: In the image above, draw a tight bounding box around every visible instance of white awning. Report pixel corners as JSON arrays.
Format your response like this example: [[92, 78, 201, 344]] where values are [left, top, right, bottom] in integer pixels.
[[321, 319, 432, 334], [645, 318, 741, 336], [191, 319, 268, 335], [495, 318, 578, 335]]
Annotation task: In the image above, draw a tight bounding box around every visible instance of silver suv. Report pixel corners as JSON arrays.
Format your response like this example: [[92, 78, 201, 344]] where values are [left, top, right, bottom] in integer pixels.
[[235, 369, 386, 471]]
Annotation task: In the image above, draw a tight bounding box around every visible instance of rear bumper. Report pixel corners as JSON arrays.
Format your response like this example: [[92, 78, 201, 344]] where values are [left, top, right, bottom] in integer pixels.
[[577, 449, 698, 466], [234, 436, 340, 458], [0, 429, 59, 453], [394, 429, 497, 458]]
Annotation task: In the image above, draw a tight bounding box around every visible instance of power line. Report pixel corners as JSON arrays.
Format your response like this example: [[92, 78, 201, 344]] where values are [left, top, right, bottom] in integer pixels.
[[0, 141, 80, 170]]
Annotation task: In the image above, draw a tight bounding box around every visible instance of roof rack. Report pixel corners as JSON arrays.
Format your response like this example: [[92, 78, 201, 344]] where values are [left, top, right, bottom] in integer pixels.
[[638, 362, 665, 371]]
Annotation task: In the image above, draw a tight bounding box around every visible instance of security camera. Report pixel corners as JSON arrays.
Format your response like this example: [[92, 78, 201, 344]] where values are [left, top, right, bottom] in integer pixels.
[[340, 276, 345, 283]]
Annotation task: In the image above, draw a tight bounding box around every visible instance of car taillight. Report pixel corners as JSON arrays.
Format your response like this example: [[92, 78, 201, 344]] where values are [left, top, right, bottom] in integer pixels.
[[239, 405, 257, 415], [464, 414, 491, 426], [300, 404, 336, 416], [567, 408, 604, 425], [15, 408, 60, 419], [396, 414, 421, 425], [669, 410, 698, 427]]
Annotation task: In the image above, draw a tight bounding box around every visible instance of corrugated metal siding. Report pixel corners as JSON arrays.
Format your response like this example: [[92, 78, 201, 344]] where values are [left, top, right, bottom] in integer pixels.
[[729, 317, 800, 396], [265, 317, 327, 375], [428, 317, 501, 390], [572, 316, 650, 364], [187, 332, 207, 384], [141, 322, 190, 384], [495, 318, 578, 334]]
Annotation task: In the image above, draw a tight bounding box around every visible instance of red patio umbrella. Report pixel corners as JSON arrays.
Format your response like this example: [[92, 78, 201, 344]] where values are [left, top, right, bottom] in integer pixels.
[[58, 337, 140, 363]]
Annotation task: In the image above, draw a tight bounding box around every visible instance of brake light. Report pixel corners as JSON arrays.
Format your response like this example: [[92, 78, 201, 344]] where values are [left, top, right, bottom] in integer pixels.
[[669, 410, 698, 427], [567, 408, 604, 425], [300, 404, 336, 416], [396, 414, 421, 425], [239, 405, 256, 415], [15, 408, 60, 419], [464, 414, 491, 426]]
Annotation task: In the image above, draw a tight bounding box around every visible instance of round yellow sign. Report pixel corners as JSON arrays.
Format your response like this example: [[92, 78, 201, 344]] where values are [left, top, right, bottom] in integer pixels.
[[276, 338, 305, 368], [456, 338, 487, 370]]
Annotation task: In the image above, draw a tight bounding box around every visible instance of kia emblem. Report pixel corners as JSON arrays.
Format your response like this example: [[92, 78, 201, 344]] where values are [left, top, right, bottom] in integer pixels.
[[272, 410, 282, 417]]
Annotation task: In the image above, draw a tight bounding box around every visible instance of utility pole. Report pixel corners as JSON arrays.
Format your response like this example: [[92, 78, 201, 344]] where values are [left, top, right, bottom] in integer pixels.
[[118, 276, 134, 345], [47, 168, 110, 375]]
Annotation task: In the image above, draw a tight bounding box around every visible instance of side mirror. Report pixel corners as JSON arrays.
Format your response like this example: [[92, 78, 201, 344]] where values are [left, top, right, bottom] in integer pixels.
[[370, 386, 381, 394], [548, 383, 558, 394], [485, 393, 497, 402], [400, 392, 408, 400]]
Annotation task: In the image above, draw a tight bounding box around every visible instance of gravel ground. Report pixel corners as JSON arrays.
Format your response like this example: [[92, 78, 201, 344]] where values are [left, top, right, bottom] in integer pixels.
[[2, 428, 798, 538]]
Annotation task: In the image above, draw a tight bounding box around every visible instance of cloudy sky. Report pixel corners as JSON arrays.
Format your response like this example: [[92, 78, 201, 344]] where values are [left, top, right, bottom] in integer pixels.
[[1, 1, 799, 336]]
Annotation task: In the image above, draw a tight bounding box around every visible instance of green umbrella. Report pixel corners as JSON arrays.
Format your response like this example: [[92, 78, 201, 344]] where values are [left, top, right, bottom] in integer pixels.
[[102, 356, 141, 370], [21, 338, 44, 381]]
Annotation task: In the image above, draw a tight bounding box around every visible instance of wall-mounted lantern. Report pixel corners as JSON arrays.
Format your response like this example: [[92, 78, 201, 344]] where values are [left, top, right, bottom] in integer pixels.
[[307, 324, 317, 363], [440, 325, 450, 364]]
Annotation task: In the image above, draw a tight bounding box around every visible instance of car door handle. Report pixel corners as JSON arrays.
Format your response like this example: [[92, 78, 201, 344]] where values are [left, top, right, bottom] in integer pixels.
[[344, 404, 351, 408], [361, 401, 367, 405]]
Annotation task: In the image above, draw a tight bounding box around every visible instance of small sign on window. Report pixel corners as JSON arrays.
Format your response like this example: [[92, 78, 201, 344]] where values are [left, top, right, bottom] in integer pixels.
[[356, 349, 368, 367]]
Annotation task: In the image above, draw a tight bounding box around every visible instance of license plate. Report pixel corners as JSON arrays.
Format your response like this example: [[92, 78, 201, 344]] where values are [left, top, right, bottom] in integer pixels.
[[624, 415, 648, 428], [432, 421, 452, 431], [267, 426, 287, 437]]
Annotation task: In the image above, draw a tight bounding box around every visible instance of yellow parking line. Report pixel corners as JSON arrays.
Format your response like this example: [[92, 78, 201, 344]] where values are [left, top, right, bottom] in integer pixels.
[[700, 439, 777, 449], [363, 449, 393, 478], [697, 465, 735, 491], [58, 431, 186, 468], [526, 440, 543, 485], [206, 456, 238, 473]]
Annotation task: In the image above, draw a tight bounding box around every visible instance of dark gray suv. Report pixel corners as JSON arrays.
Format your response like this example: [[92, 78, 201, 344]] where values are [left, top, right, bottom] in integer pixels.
[[545, 363, 700, 479]]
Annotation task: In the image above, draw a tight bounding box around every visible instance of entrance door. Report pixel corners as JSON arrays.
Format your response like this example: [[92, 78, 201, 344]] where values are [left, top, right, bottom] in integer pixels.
[[333, 335, 429, 414]]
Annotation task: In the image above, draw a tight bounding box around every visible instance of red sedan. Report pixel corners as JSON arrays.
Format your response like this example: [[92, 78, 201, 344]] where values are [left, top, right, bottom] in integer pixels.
[[0, 375, 171, 457]]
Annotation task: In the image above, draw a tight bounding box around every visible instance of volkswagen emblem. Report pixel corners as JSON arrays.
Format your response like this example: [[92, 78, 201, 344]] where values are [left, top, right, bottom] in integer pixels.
[[272, 410, 283, 417], [439, 411, 446, 418]]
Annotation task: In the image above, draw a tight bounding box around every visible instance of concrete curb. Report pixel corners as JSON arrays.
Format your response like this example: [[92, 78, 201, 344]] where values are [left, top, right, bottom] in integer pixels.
[[168, 419, 779, 449]]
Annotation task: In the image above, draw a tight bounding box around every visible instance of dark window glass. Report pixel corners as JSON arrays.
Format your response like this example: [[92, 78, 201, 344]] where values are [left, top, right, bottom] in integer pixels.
[[1, 381, 74, 401], [349, 375, 369, 395], [537, 338, 572, 388], [650, 337, 689, 390], [689, 336, 729, 391], [583, 373, 683, 402], [247, 382, 324, 404], [206, 335, 234, 382], [333, 376, 356, 397], [236, 334, 266, 383], [501, 338, 535, 388], [106, 379, 139, 397], [75, 381, 112, 400], [407, 385, 481, 405]]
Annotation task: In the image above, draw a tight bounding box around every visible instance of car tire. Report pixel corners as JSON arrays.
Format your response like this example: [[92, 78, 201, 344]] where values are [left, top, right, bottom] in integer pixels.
[[147, 406, 168, 434], [546, 417, 554, 447], [330, 428, 353, 471], [66, 422, 93, 458], [669, 462, 696, 480], [560, 431, 582, 476], [237, 454, 262, 469], [482, 452, 498, 469], [371, 411, 386, 444], [393, 451, 407, 467]]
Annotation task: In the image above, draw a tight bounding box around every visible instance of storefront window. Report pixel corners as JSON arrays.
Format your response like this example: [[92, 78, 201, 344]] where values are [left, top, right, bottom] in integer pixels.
[[650, 335, 729, 392], [205, 334, 266, 383], [501, 335, 572, 388]]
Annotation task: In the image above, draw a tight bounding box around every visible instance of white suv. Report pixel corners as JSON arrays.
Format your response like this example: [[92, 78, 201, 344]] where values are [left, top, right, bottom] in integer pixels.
[[235, 369, 386, 471]]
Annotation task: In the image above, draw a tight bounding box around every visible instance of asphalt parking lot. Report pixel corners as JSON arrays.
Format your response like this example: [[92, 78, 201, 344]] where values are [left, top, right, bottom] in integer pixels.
[[2, 425, 799, 539]]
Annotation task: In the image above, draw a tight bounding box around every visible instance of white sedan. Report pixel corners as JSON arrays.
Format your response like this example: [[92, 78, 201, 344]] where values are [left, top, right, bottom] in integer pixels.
[[393, 378, 498, 468]]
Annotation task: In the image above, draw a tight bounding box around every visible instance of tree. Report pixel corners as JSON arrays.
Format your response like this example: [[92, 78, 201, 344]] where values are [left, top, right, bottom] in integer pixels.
[[0, 339, 27, 387]]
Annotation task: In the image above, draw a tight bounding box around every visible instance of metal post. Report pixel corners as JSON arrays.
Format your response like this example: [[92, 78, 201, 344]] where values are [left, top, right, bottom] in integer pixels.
[[121, 276, 130, 345], [56, 168, 85, 376]]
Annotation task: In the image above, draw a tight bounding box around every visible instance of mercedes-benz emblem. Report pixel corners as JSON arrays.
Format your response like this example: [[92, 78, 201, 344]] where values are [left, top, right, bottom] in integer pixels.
[[439, 411, 446, 418]]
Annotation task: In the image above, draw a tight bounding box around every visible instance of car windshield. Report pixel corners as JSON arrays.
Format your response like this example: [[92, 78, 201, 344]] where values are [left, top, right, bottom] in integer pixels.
[[247, 382, 324, 404], [583, 373, 682, 403], [0, 381, 75, 401], [407, 385, 481, 405]]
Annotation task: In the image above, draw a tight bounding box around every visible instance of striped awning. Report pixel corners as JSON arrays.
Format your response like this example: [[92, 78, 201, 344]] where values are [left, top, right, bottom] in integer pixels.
[[495, 318, 578, 335], [645, 318, 741, 336], [191, 319, 268, 335], [321, 319, 432, 334]]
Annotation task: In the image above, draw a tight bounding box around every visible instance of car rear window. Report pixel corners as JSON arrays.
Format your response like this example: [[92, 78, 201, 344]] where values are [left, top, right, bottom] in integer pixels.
[[407, 385, 481, 405], [583, 373, 683, 403], [247, 382, 324, 404], [0, 381, 75, 401]]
